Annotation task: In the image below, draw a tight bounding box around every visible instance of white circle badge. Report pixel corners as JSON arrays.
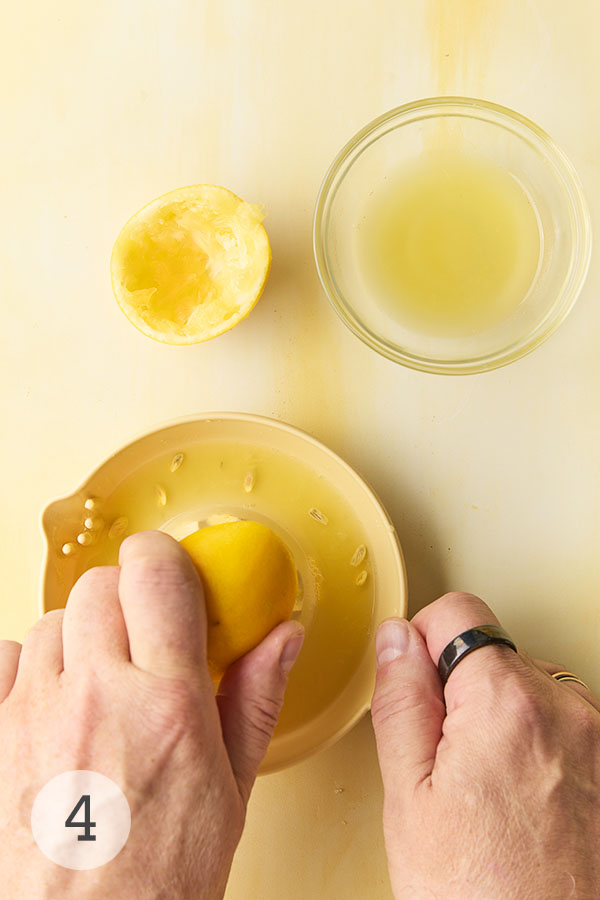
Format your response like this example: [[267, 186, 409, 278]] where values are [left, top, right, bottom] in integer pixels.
[[31, 770, 131, 870]]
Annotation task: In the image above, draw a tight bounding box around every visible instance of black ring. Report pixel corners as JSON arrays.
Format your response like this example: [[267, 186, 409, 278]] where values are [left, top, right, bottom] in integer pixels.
[[437, 625, 517, 686]]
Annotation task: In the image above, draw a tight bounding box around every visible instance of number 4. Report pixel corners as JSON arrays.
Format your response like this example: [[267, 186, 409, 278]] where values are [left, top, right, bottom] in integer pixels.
[[65, 795, 97, 842]]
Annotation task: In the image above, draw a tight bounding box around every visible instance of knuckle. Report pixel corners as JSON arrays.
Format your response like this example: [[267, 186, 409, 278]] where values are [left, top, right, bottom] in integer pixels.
[[437, 590, 483, 607], [502, 677, 549, 724], [24, 609, 64, 641], [71, 566, 117, 596], [454, 651, 534, 713], [42, 608, 64, 624], [40, 609, 65, 634], [62, 669, 105, 725], [569, 700, 600, 742], [242, 693, 282, 741], [74, 567, 107, 590], [156, 675, 197, 715], [139, 674, 201, 739], [372, 677, 439, 732], [125, 556, 194, 591]]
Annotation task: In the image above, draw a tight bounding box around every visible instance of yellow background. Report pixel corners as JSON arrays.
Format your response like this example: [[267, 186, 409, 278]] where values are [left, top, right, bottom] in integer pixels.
[[2, 1, 599, 897]]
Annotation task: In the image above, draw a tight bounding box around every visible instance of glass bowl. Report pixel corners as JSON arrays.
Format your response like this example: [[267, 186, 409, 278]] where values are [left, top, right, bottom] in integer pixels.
[[314, 97, 592, 375], [40, 414, 407, 772]]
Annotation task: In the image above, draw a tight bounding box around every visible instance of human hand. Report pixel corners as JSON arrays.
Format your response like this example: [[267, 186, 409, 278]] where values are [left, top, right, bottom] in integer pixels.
[[0, 531, 304, 899], [371, 592, 600, 900]]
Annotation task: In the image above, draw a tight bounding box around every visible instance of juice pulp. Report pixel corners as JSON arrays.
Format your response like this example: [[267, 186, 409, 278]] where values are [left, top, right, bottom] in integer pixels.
[[357, 150, 541, 336], [62, 440, 373, 737]]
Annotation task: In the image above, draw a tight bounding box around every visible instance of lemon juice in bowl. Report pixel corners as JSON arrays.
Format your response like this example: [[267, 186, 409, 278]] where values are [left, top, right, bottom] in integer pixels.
[[357, 148, 541, 337], [45, 437, 376, 743]]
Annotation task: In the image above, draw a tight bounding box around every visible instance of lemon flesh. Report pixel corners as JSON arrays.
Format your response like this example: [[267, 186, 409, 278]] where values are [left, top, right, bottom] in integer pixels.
[[111, 185, 271, 344], [180, 521, 298, 681]]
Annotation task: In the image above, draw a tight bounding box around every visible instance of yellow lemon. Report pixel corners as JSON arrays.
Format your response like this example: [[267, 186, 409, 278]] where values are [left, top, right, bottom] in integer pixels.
[[180, 521, 298, 681], [110, 184, 271, 344]]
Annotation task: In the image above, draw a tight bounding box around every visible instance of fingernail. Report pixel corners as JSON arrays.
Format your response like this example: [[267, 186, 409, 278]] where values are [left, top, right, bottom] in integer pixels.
[[376, 618, 410, 667], [279, 628, 305, 675]]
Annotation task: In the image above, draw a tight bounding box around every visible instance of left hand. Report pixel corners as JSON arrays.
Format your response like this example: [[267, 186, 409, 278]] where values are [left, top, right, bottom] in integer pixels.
[[0, 530, 304, 899]]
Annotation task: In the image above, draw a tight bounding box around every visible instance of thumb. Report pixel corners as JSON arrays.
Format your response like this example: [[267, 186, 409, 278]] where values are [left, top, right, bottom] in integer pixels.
[[371, 618, 445, 795], [216, 620, 304, 803]]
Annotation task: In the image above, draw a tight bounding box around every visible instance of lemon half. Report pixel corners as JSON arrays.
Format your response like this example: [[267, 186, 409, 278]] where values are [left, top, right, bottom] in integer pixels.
[[180, 520, 298, 681], [111, 185, 271, 344]]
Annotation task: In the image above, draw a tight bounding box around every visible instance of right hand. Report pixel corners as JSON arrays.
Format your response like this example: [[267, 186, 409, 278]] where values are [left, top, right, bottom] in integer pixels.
[[371, 592, 600, 900]]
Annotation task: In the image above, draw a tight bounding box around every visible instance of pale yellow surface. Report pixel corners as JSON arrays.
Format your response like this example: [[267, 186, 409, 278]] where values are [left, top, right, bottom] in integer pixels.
[[2, 1, 599, 898]]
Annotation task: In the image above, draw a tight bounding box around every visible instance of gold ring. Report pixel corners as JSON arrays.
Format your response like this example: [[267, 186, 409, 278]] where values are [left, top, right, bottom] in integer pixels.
[[551, 671, 590, 691]]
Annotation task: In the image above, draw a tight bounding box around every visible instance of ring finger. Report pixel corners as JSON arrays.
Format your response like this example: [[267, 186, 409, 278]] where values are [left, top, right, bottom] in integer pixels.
[[531, 656, 600, 714]]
